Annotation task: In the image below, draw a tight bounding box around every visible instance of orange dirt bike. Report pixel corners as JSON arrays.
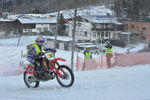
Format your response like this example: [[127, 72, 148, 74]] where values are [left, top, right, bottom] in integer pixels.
[[23, 50, 74, 88]]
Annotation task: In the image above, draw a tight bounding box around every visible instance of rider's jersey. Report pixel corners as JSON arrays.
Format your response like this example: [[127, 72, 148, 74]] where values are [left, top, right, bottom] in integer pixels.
[[26, 43, 51, 63], [27, 43, 44, 59]]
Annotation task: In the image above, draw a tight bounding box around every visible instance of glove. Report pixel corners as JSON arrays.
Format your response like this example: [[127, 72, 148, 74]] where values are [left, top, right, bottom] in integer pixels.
[[38, 52, 44, 56], [35, 52, 44, 60], [51, 48, 57, 53], [45, 48, 51, 51]]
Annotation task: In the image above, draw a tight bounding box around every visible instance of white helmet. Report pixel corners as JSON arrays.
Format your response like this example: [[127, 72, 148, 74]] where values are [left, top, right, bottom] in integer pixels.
[[106, 40, 110, 44], [35, 36, 46, 46]]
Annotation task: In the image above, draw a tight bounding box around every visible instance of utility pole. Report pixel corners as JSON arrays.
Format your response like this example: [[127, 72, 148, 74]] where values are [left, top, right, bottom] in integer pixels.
[[71, 8, 77, 71], [54, 11, 60, 48], [54, 0, 60, 49]]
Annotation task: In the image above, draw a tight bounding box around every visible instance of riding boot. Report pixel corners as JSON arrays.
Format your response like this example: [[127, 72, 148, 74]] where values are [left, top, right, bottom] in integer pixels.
[[34, 70, 40, 79], [34, 63, 40, 79]]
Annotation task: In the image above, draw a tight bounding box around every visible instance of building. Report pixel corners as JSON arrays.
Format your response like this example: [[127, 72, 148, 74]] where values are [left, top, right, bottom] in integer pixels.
[[0, 18, 15, 37], [14, 18, 57, 35], [68, 15, 124, 43], [46, 36, 72, 50], [121, 20, 150, 43]]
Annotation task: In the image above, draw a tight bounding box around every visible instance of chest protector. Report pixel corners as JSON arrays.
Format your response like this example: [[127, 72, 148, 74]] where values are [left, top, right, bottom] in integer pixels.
[[26, 43, 44, 56]]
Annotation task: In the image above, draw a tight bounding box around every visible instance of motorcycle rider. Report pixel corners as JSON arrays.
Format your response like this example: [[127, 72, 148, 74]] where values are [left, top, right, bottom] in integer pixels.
[[26, 36, 55, 78]]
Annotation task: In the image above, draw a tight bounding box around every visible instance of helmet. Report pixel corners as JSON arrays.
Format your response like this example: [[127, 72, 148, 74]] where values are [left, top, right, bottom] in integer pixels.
[[35, 36, 46, 46], [106, 40, 110, 44]]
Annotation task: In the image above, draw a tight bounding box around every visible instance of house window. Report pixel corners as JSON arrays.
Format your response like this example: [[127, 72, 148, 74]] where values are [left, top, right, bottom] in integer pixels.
[[125, 24, 128, 31], [37, 27, 42, 32], [103, 24, 106, 29], [131, 24, 135, 29], [99, 24, 102, 28], [93, 32, 96, 37], [101, 24, 104, 29], [51, 25, 56, 29], [142, 26, 147, 30], [43, 27, 48, 32], [84, 31, 87, 37], [101, 32, 104, 37], [96, 24, 102, 29], [23, 24, 36, 29], [107, 24, 112, 28], [64, 43, 68, 50], [105, 32, 108, 37], [97, 32, 100, 36], [56, 42, 59, 49], [109, 32, 111, 38], [77, 23, 81, 27]]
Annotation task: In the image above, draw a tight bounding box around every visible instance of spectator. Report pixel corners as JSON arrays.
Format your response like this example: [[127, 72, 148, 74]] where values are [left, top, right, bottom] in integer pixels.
[[82, 48, 92, 70], [105, 42, 113, 68]]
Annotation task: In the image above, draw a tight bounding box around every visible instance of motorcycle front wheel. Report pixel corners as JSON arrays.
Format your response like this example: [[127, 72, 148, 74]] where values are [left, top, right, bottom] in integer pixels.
[[56, 65, 74, 87], [23, 71, 40, 88]]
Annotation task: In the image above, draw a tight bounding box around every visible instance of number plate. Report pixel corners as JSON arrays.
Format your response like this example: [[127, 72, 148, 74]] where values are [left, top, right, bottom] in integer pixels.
[[46, 53, 54, 60]]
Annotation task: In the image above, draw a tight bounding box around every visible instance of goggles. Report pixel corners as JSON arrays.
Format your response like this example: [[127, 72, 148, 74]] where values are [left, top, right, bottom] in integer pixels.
[[39, 40, 45, 43], [36, 39, 45, 43]]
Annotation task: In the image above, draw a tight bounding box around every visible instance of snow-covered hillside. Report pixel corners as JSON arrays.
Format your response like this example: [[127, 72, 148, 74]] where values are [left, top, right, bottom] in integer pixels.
[[50, 5, 114, 19], [7, 5, 114, 20]]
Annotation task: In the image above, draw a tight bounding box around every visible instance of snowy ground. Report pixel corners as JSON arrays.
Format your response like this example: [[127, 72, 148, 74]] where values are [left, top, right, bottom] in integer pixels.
[[0, 65, 150, 100], [0, 36, 150, 100]]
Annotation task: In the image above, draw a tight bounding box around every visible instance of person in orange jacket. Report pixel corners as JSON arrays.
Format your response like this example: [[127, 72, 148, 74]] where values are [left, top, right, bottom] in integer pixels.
[[105, 41, 113, 68]]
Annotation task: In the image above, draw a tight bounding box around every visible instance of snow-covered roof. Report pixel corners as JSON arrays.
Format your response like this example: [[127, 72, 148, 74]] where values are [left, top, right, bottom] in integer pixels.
[[47, 36, 72, 42], [120, 32, 132, 35], [76, 43, 97, 48], [115, 22, 124, 25], [0, 18, 14, 22], [77, 44, 97, 48], [81, 15, 122, 24], [17, 18, 57, 24]]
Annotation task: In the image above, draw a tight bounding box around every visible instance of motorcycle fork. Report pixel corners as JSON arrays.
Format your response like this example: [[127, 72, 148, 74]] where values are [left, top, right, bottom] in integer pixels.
[[50, 61, 63, 78]]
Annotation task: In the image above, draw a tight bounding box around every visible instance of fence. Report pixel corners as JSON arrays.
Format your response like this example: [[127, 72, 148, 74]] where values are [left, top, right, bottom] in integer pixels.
[[0, 61, 25, 77], [2, 52, 150, 76], [114, 52, 150, 66], [76, 52, 150, 71]]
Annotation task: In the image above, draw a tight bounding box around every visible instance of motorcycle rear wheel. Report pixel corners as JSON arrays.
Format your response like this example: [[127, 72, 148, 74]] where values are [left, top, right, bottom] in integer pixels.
[[23, 71, 40, 88], [56, 65, 74, 87]]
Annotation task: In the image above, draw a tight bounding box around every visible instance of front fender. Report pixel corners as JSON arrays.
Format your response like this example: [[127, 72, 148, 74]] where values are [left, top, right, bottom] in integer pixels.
[[52, 58, 66, 64]]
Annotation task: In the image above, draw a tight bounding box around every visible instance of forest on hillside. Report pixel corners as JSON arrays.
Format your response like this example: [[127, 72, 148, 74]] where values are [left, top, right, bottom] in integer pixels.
[[0, 0, 109, 13], [0, 0, 150, 20], [114, 0, 150, 20]]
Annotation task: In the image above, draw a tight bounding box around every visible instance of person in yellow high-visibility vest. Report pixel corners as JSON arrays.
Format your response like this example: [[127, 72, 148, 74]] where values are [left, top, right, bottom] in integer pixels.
[[82, 49, 92, 70], [105, 42, 113, 68], [26, 36, 55, 78], [84, 50, 92, 59], [96, 50, 101, 55]]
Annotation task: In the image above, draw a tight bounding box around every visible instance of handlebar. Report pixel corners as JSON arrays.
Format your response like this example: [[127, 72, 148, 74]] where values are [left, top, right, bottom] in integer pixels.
[[45, 49, 57, 53]]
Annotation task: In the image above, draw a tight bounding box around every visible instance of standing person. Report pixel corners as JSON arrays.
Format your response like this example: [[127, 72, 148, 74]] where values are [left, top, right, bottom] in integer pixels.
[[84, 49, 92, 59], [105, 41, 113, 68], [96, 49, 101, 55], [82, 48, 92, 70]]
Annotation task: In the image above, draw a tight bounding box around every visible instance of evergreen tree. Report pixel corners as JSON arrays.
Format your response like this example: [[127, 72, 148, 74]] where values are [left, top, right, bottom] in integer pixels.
[[114, 0, 150, 20], [58, 13, 66, 36]]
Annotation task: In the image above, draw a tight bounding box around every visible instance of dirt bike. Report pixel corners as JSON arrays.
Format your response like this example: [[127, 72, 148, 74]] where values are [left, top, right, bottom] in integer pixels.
[[23, 50, 74, 88]]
